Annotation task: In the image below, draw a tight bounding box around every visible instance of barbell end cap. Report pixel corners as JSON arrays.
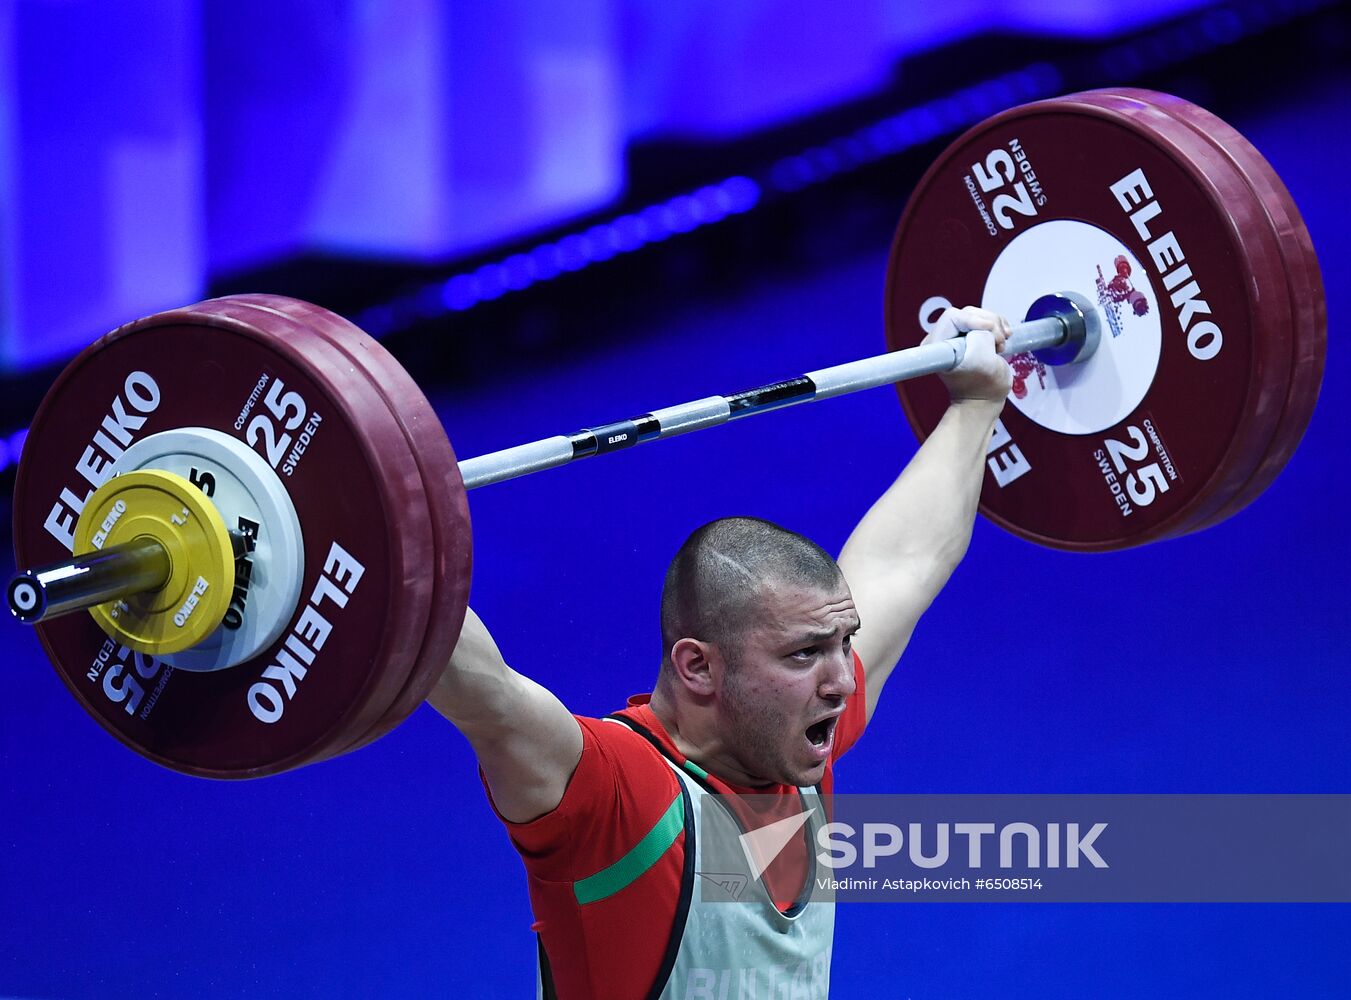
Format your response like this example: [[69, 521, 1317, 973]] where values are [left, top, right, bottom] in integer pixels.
[[1029, 291, 1102, 366], [7, 573, 47, 624]]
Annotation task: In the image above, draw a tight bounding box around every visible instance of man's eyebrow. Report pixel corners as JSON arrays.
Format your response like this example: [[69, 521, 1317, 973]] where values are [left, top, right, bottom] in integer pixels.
[[794, 620, 862, 643]]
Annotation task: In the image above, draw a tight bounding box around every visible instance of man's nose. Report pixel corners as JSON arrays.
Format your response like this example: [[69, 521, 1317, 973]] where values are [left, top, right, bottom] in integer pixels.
[[818, 650, 856, 700]]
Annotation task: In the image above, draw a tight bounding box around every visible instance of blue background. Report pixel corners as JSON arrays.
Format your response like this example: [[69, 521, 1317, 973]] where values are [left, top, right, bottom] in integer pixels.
[[2, 2, 1348, 997]]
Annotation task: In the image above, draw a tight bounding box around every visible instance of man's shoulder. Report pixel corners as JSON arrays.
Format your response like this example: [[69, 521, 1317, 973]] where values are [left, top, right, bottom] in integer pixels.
[[558, 705, 683, 807], [571, 706, 684, 793], [599, 701, 666, 742], [498, 707, 684, 877]]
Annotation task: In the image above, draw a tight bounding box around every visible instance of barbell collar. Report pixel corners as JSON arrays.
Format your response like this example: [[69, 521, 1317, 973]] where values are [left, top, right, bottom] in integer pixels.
[[457, 308, 1076, 490], [1025, 291, 1101, 367]]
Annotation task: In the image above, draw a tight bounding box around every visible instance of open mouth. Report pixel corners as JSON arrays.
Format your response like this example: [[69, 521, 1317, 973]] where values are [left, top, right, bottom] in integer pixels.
[[805, 715, 838, 750]]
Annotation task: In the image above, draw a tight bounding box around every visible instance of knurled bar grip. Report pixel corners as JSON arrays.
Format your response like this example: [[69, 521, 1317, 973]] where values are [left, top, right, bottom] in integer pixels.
[[457, 314, 1068, 490]]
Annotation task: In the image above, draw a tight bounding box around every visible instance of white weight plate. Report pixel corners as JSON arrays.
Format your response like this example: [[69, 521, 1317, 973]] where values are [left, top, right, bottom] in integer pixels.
[[113, 427, 305, 671]]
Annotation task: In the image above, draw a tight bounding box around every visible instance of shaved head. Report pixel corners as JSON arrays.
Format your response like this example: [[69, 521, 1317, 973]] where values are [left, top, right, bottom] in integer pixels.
[[659, 517, 843, 670]]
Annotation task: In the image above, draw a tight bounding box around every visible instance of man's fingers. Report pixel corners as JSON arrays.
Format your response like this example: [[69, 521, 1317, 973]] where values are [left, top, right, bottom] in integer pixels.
[[954, 305, 1002, 332], [924, 305, 1012, 351], [958, 328, 997, 371]]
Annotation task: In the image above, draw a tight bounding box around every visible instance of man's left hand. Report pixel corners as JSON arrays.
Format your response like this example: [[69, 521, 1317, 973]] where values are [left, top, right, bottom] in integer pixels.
[[922, 305, 1014, 406]]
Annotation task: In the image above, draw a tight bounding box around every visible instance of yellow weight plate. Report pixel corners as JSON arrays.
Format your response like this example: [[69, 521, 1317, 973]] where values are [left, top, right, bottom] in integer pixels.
[[73, 470, 235, 655]]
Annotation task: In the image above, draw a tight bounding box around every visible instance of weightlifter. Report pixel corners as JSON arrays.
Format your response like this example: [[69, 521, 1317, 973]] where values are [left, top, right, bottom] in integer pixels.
[[427, 305, 1013, 998]]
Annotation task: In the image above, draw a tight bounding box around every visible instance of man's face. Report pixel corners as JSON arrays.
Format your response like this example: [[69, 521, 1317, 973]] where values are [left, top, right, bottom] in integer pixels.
[[716, 577, 860, 788]]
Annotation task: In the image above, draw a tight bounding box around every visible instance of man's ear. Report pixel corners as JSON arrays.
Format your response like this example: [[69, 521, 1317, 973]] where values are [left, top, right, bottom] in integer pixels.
[[669, 637, 719, 697]]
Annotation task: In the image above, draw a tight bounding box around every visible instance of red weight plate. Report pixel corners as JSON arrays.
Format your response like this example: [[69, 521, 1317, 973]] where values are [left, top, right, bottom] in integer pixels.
[[1125, 90, 1326, 533], [886, 90, 1294, 550], [162, 302, 422, 763], [1048, 90, 1296, 541], [12, 298, 434, 778], [222, 296, 471, 756]]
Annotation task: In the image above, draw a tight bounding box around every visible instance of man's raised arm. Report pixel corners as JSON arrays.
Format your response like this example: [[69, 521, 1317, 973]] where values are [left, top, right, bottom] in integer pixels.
[[838, 306, 1013, 722], [426, 607, 583, 823]]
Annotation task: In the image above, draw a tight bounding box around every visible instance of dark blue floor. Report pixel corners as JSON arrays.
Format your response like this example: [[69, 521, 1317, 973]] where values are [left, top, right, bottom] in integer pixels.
[[3, 76, 1349, 998]]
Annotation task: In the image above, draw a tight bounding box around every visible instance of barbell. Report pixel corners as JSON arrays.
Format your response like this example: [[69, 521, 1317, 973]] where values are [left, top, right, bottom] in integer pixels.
[[7, 89, 1325, 778]]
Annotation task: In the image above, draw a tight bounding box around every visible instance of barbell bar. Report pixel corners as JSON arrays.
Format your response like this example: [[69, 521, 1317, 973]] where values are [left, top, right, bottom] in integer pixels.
[[7, 294, 1086, 624], [450, 298, 1085, 489]]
